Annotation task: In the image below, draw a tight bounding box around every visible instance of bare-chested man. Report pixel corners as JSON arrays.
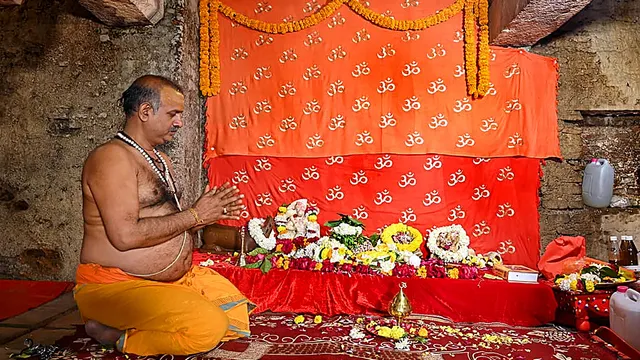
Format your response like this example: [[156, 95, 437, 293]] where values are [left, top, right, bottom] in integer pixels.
[[74, 75, 253, 356]]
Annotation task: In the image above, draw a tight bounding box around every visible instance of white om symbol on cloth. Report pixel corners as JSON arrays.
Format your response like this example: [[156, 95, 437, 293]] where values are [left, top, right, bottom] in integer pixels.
[[256, 134, 275, 149], [329, 114, 346, 131], [232, 169, 249, 184], [405, 131, 424, 147], [325, 156, 344, 166], [328, 46, 347, 62], [400, 208, 417, 224], [447, 205, 466, 221], [377, 78, 396, 94], [327, 80, 345, 97], [355, 131, 373, 146], [456, 134, 475, 148], [497, 167, 515, 181], [379, 113, 396, 128], [352, 96, 371, 112], [402, 96, 421, 112], [504, 99, 522, 113], [353, 205, 369, 220], [402, 61, 421, 76], [374, 189, 393, 205], [473, 221, 491, 238], [497, 240, 516, 254], [279, 48, 298, 64], [374, 154, 393, 170], [422, 190, 442, 207], [303, 31, 322, 47], [352, 62, 371, 77], [254, 192, 273, 207], [278, 116, 298, 132], [377, 44, 396, 59], [427, 78, 446, 94], [480, 118, 498, 132], [447, 169, 466, 186], [497, 203, 515, 218], [253, 66, 272, 80], [301, 166, 320, 181], [326, 186, 345, 201], [472, 158, 491, 165], [305, 134, 324, 149], [231, 47, 248, 61], [504, 63, 521, 78], [426, 44, 446, 59], [303, 100, 321, 115], [429, 113, 448, 129], [352, 28, 371, 44], [350, 170, 368, 185], [507, 133, 524, 149], [454, 64, 465, 78], [253, 158, 272, 172], [277, 82, 297, 98], [253, 100, 272, 115], [453, 98, 472, 113], [228, 81, 247, 96], [302, 65, 321, 81], [278, 178, 297, 193], [471, 185, 491, 201], [398, 172, 416, 188], [423, 155, 442, 171], [229, 114, 247, 130]]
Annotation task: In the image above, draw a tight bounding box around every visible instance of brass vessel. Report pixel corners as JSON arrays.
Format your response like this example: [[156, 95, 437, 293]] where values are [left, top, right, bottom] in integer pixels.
[[388, 282, 412, 326]]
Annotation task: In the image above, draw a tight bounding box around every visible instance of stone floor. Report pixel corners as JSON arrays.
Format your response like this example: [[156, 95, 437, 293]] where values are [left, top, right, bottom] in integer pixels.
[[0, 292, 80, 358]]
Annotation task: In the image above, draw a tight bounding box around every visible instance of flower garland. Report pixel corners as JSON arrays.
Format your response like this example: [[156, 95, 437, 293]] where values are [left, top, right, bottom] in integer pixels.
[[381, 223, 423, 252], [198, 0, 490, 97], [426, 224, 470, 263], [247, 218, 276, 251]]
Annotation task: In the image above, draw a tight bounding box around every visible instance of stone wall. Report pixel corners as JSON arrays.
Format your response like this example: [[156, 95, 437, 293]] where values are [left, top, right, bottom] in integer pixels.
[[0, 0, 202, 280], [532, 0, 640, 260]]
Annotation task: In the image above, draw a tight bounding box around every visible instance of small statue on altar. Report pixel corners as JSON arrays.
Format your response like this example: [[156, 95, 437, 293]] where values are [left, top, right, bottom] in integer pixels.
[[274, 199, 320, 240]]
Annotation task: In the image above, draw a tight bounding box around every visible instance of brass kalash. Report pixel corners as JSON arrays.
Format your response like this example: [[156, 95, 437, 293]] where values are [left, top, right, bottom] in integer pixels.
[[388, 282, 412, 326]]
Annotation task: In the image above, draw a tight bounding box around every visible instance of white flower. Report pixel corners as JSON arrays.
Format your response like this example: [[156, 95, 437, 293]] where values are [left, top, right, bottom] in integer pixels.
[[349, 327, 366, 339], [408, 254, 421, 268], [199, 259, 215, 266], [559, 278, 572, 292], [248, 218, 277, 250], [426, 224, 470, 263], [333, 223, 363, 236], [379, 260, 396, 273], [395, 337, 410, 351], [580, 273, 601, 283]]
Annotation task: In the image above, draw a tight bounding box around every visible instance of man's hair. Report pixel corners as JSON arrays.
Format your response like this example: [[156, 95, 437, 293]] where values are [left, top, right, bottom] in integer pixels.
[[120, 75, 183, 118]]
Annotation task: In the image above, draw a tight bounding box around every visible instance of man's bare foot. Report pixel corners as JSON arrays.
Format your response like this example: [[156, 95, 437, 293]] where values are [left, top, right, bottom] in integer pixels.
[[85, 320, 124, 345]]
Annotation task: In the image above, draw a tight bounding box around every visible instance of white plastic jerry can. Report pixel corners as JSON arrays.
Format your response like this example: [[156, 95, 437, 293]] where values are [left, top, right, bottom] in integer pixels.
[[609, 286, 640, 351], [582, 158, 614, 208]]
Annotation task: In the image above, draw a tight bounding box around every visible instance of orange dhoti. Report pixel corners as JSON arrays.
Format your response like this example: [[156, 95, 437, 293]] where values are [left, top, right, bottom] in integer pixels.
[[74, 264, 254, 356]]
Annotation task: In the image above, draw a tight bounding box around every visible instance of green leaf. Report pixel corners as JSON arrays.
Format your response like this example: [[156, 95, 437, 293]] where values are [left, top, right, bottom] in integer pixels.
[[244, 261, 262, 269], [324, 220, 342, 227], [260, 259, 273, 273], [247, 247, 270, 256], [369, 234, 380, 242], [600, 266, 618, 278], [415, 337, 428, 344]]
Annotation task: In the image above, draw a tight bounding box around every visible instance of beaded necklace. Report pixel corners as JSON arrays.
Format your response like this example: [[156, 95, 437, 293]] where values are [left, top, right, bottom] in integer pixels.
[[114, 131, 186, 277]]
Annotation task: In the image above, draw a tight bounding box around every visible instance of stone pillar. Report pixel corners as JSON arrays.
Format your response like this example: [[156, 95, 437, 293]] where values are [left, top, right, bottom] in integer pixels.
[[78, 0, 165, 26]]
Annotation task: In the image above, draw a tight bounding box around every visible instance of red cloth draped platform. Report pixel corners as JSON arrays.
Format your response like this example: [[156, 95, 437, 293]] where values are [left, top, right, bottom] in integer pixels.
[[0, 280, 74, 320], [194, 252, 557, 327]]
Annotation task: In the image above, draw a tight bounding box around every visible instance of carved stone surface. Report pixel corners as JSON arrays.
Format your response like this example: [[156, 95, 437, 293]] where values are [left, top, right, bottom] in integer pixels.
[[0, 0, 23, 5], [490, 0, 593, 47], [78, 0, 164, 26]]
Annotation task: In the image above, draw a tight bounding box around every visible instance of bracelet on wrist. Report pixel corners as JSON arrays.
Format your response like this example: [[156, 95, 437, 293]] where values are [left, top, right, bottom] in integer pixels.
[[188, 208, 204, 226]]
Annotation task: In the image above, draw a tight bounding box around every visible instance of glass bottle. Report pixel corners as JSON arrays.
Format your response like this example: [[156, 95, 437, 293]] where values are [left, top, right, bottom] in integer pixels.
[[619, 236, 630, 266], [608, 235, 621, 266], [621, 235, 638, 266]]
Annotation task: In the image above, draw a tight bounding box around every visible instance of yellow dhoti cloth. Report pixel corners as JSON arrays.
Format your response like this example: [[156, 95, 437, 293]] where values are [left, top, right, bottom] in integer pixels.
[[74, 264, 253, 356]]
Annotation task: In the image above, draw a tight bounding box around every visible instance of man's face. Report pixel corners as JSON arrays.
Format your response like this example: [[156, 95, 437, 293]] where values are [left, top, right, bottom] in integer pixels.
[[150, 87, 185, 144]]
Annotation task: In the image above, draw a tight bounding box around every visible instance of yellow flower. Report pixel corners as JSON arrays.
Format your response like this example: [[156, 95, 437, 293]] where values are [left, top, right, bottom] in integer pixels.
[[418, 328, 428, 337], [417, 266, 427, 278], [314, 262, 323, 271], [585, 280, 595, 292], [448, 268, 459, 279], [314, 315, 322, 324], [277, 226, 287, 234], [409, 328, 417, 335], [390, 326, 405, 340], [307, 214, 318, 222], [275, 257, 284, 268], [283, 259, 290, 270], [294, 315, 305, 324], [377, 326, 392, 338], [276, 244, 283, 252], [278, 206, 287, 214], [381, 223, 423, 252], [570, 280, 578, 291], [320, 248, 333, 260], [356, 318, 364, 324]]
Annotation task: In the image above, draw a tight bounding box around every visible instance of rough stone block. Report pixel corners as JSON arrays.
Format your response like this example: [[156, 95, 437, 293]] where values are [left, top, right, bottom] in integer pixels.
[[559, 124, 583, 160], [78, 0, 164, 26], [0, 0, 23, 5]]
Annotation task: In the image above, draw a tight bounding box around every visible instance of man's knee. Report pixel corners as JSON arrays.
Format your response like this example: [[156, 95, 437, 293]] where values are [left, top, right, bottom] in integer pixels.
[[182, 305, 229, 353]]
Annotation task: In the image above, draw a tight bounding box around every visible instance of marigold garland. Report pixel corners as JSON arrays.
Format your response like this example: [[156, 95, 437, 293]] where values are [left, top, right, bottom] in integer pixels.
[[199, 0, 490, 98]]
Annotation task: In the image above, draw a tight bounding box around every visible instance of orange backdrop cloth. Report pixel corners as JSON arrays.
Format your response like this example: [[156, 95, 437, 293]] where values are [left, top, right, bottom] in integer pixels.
[[204, 0, 560, 160], [208, 154, 542, 268]]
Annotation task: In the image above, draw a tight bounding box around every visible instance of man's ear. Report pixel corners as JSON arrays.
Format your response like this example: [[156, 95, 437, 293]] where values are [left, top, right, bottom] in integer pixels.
[[138, 103, 153, 122]]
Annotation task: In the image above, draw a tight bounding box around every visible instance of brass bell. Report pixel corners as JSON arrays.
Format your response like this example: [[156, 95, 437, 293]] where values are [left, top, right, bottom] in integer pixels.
[[388, 282, 412, 326]]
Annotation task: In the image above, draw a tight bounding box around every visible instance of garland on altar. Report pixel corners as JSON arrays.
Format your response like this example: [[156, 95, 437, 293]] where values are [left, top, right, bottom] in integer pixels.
[[198, 0, 490, 98]]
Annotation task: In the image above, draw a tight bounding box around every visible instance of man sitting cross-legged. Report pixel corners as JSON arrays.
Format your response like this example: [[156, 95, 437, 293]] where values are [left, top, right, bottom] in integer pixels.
[[75, 75, 253, 356]]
